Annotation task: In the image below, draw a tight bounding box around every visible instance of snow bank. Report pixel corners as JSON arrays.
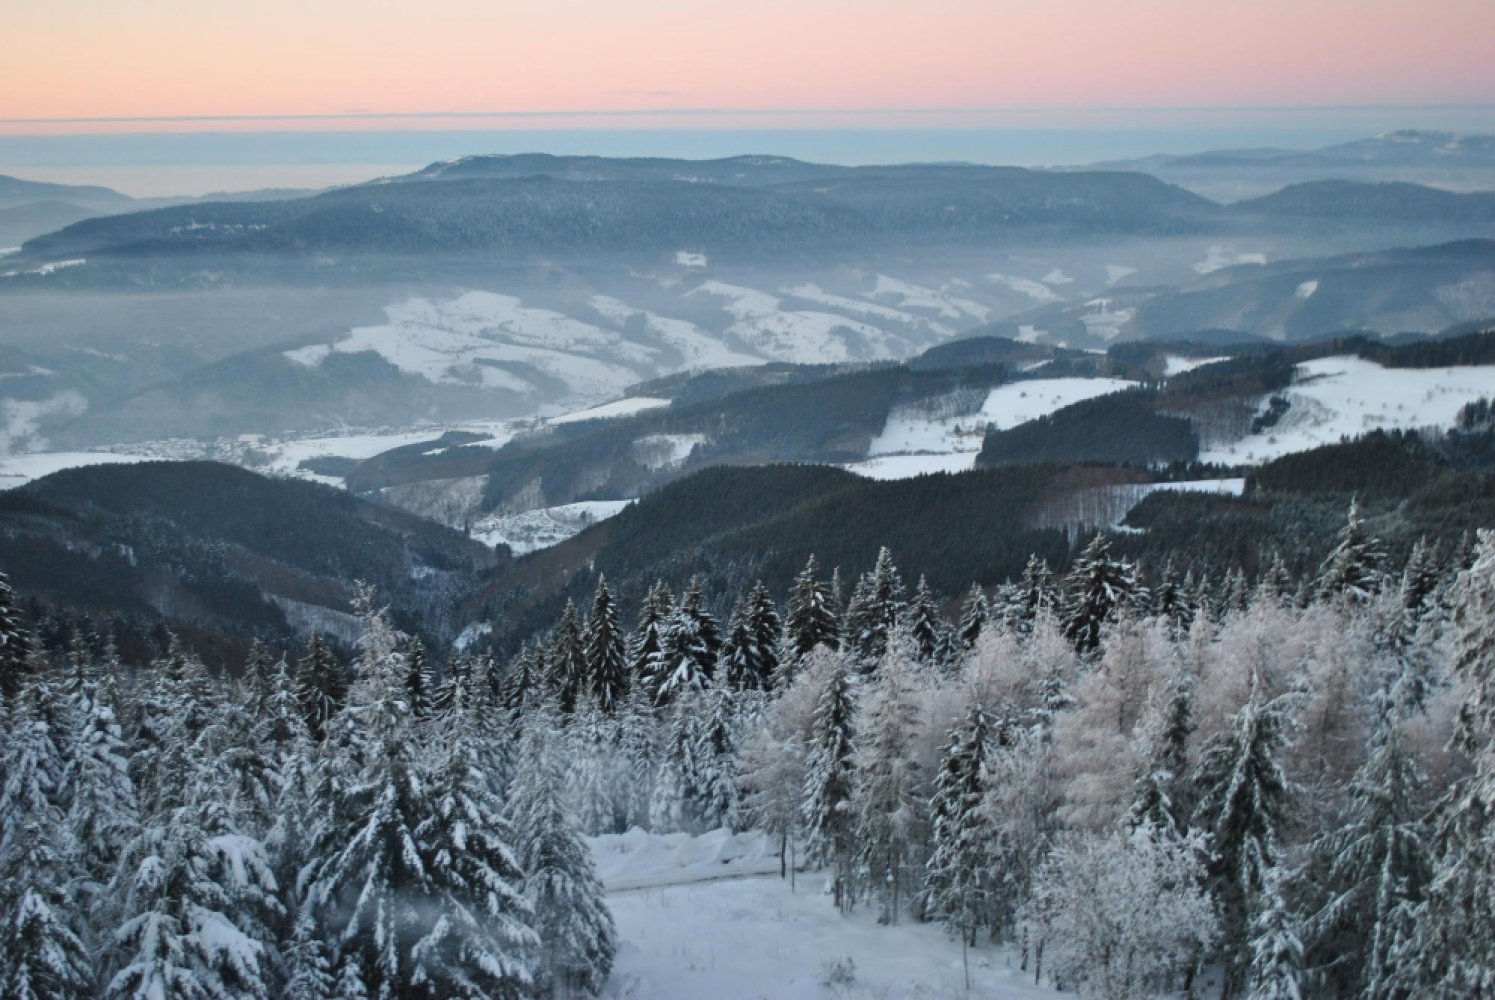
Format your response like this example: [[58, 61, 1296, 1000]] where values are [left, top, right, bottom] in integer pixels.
[[589, 827, 780, 891]]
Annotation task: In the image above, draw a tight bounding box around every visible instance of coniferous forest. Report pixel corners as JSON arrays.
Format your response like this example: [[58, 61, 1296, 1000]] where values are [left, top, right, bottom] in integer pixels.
[[2, 500, 1494, 998]]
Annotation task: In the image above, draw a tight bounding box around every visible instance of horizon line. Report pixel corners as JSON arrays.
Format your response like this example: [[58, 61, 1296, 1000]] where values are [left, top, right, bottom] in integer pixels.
[[6, 102, 1495, 128]]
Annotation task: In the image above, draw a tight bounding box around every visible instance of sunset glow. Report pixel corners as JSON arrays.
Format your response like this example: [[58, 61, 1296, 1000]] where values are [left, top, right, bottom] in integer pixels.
[[5, 0, 1494, 133]]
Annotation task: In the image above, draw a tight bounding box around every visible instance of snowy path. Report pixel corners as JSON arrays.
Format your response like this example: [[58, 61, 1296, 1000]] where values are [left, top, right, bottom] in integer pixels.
[[593, 829, 1060, 999]]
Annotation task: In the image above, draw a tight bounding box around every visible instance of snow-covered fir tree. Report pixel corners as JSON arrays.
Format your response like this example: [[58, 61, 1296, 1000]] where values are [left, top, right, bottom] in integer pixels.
[[295, 633, 344, 743], [956, 584, 988, 650], [784, 555, 839, 663], [802, 653, 857, 910], [1060, 533, 1135, 655], [1316, 498, 1388, 604], [509, 704, 616, 997], [904, 575, 943, 664], [1248, 868, 1305, 1000], [547, 600, 588, 714], [854, 648, 922, 922], [582, 576, 628, 713], [843, 547, 906, 663], [923, 706, 999, 946]]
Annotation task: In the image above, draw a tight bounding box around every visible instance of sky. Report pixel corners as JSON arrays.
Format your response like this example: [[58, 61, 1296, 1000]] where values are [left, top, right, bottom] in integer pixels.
[[3, 0, 1494, 195]]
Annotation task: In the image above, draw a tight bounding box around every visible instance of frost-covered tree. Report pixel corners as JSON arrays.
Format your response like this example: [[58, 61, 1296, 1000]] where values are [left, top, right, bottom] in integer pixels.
[[957, 584, 988, 651], [411, 693, 538, 999], [1028, 824, 1217, 998], [1306, 718, 1429, 999], [1414, 528, 1495, 995], [1008, 555, 1055, 632], [65, 667, 139, 891], [627, 581, 673, 696], [1192, 672, 1297, 991], [785, 555, 839, 662], [1127, 668, 1196, 837], [904, 575, 943, 663], [509, 705, 616, 997], [854, 651, 922, 922], [722, 583, 780, 691], [0, 819, 92, 1000], [1248, 869, 1305, 1000], [924, 706, 999, 946], [1316, 498, 1387, 604], [547, 600, 588, 714], [296, 633, 344, 743], [695, 686, 741, 831], [583, 576, 628, 713], [404, 638, 432, 721], [1061, 533, 1135, 655], [0, 570, 33, 702], [802, 654, 857, 910], [651, 579, 720, 703], [843, 547, 906, 663]]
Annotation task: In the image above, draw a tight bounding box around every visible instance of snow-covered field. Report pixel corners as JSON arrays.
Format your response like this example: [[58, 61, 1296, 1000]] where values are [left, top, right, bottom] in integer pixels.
[[1201, 356, 1495, 464], [1192, 245, 1268, 275], [549, 397, 671, 425], [689, 281, 904, 364], [850, 377, 1140, 481], [599, 830, 1057, 1000], [0, 450, 149, 489], [1163, 355, 1229, 376], [471, 499, 634, 554]]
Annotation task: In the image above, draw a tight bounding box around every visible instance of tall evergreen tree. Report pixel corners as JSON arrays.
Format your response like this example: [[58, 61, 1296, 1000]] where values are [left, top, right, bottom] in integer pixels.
[[0, 820, 93, 1000], [1248, 869, 1306, 1000], [1316, 498, 1388, 604], [785, 555, 840, 664], [802, 655, 857, 911], [547, 600, 588, 714], [923, 706, 999, 947], [296, 633, 345, 743], [855, 653, 922, 923], [745, 581, 782, 689], [1415, 528, 1495, 995], [1192, 673, 1297, 993], [0, 570, 33, 702], [1061, 533, 1135, 655], [957, 584, 988, 651], [904, 575, 943, 663], [844, 547, 906, 664], [509, 706, 616, 997], [583, 576, 628, 713], [628, 581, 673, 699]]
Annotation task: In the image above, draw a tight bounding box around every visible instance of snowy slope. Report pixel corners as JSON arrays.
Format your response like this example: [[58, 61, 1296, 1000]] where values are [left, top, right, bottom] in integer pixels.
[[472, 500, 634, 554], [851, 377, 1140, 481], [0, 450, 148, 489], [1201, 356, 1495, 464]]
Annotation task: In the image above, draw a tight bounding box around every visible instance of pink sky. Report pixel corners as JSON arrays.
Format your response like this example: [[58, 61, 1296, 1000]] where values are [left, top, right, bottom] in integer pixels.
[[5, 0, 1493, 131]]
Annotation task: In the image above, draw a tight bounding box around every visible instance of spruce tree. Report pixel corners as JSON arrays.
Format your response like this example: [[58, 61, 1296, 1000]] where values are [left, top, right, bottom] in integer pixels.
[[1061, 533, 1135, 655], [1248, 869, 1306, 1000], [509, 706, 616, 997], [745, 580, 782, 689], [1, 821, 92, 1000], [1316, 498, 1387, 604], [628, 581, 673, 698], [0, 570, 33, 702], [844, 547, 906, 664], [1414, 528, 1495, 994], [957, 584, 988, 650], [296, 633, 345, 743], [802, 655, 856, 910], [1192, 672, 1297, 992], [547, 600, 588, 714], [904, 575, 943, 663], [695, 686, 741, 831], [785, 555, 840, 662], [583, 576, 628, 713], [923, 706, 998, 947], [855, 653, 922, 923]]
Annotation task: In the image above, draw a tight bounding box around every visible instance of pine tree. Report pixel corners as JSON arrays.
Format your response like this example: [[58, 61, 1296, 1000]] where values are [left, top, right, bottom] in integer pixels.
[[628, 581, 673, 698], [412, 690, 539, 998], [855, 653, 921, 923], [65, 665, 139, 890], [404, 637, 432, 721], [1061, 533, 1135, 655], [1192, 672, 1297, 992], [304, 588, 431, 996], [745, 581, 782, 689], [923, 706, 998, 947], [802, 654, 857, 910], [904, 575, 943, 663], [844, 547, 906, 664], [695, 686, 740, 831], [509, 706, 616, 997], [583, 576, 629, 713], [1009, 555, 1055, 632], [1316, 498, 1387, 604], [501, 642, 542, 717], [548, 600, 588, 714], [240, 639, 275, 715], [652, 579, 720, 703], [1127, 669, 1195, 837], [296, 632, 345, 742], [1, 820, 92, 1000], [0, 570, 33, 702], [957, 584, 988, 650], [1306, 719, 1430, 998], [1, 681, 70, 861], [1248, 869, 1305, 1000], [785, 555, 840, 663], [1414, 528, 1495, 995]]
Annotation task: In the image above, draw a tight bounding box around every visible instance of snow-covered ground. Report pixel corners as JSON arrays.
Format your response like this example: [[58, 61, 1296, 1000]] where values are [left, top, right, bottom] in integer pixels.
[[598, 830, 1057, 1000], [0, 450, 150, 488], [1201, 355, 1495, 464], [471, 499, 634, 554], [850, 377, 1141, 481], [549, 397, 671, 425], [689, 281, 903, 364], [1192, 245, 1268, 275], [1163, 355, 1229, 376]]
